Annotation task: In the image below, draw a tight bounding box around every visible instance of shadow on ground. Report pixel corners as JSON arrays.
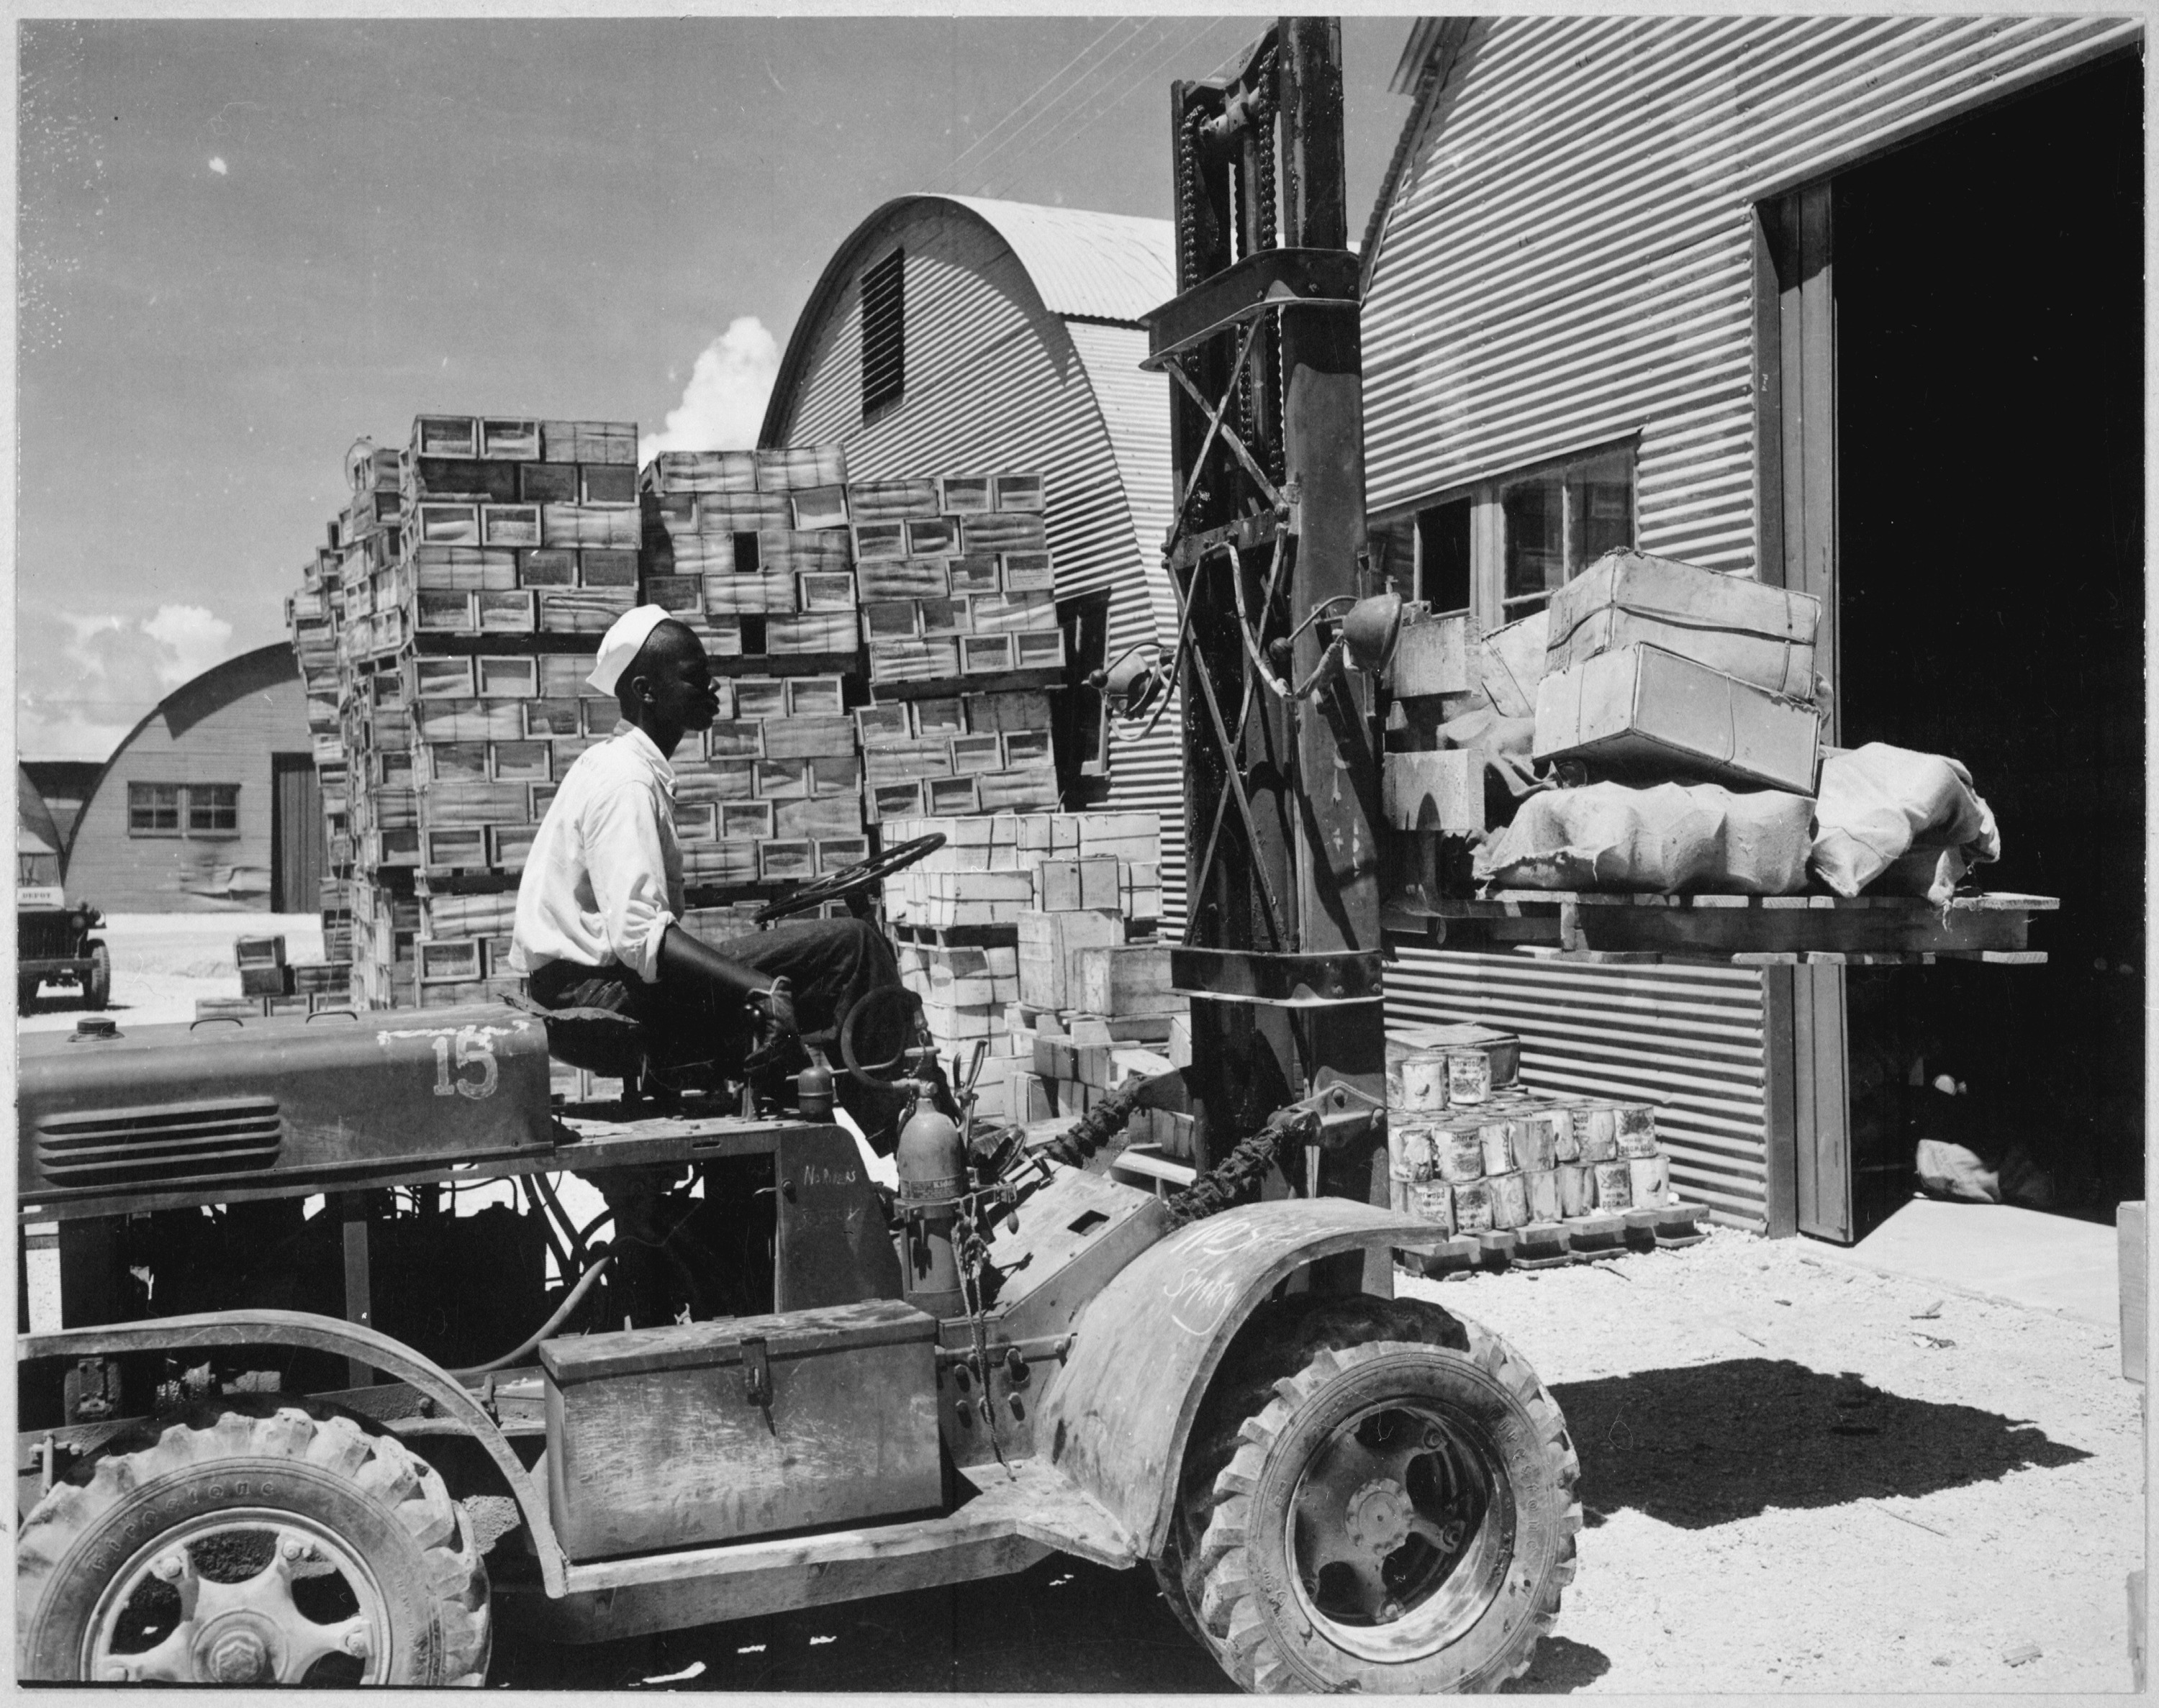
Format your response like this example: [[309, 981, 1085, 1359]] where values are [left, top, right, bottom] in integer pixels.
[[1503, 1635, 1611, 1694], [1550, 1357, 2090, 1530], [494, 1552, 1232, 1692]]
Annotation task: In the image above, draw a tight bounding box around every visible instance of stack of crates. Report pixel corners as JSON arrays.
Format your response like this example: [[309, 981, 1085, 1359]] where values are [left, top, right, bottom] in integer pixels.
[[194, 935, 355, 1020], [851, 473, 1063, 823], [284, 414, 644, 1009], [638, 448, 872, 896], [878, 811, 1169, 1126]]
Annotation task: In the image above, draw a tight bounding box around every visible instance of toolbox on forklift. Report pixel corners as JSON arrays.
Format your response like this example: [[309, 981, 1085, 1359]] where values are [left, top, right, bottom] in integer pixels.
[[540, 1298, 943, 1561]]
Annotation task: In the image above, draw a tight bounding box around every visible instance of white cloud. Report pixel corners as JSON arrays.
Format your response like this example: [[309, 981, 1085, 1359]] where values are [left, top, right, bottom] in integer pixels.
[[17, 604, 239, 760], [639, 317, 781, 464], [208, 156, 228, 176], [142, 603, 236, 688]]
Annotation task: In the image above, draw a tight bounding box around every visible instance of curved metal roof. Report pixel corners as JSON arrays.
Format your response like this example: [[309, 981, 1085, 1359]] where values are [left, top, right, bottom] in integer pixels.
[[939, 196, 1175, 324], [760, 194, 1175, 447]]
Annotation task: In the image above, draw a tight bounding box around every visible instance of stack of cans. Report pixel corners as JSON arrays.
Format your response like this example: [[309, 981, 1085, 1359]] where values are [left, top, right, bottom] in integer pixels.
[[1388, 1039, 1675, 1235]]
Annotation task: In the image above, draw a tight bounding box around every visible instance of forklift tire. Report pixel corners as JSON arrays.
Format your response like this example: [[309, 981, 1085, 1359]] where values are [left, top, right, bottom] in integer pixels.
[[1170, 1298, 1578, 1694], [84, 942, 112, 1011], [16, 1405, 491, 1686]]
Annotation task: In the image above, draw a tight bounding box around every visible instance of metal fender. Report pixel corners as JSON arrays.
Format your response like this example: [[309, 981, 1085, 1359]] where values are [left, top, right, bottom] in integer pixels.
[[1034, 1197, 1445, 1559], [17, 1309, 569, 1596]]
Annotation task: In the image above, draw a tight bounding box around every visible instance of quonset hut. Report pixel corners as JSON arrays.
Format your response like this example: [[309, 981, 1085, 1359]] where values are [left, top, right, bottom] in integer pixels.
[[1359, 16, 2143, 1235], [759, 194, 1189, 922], [63, 643, 322, 913]]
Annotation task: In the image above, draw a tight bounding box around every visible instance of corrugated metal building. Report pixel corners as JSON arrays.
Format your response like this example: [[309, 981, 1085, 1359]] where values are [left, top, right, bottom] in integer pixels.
[[64, 644, 323, 913], [759, 195, 1190, 922], [1361, 16, 2143, 1235]]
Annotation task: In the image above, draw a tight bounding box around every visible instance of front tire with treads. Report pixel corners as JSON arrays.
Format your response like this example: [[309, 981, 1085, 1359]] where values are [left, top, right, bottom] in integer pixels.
[[16, 1405, 491, 1686], [1180, 1306, 1578, 1693]]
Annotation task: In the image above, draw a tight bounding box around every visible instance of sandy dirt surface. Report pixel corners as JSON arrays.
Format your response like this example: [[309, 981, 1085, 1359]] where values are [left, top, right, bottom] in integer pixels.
[[17, 912, 325, 1033]]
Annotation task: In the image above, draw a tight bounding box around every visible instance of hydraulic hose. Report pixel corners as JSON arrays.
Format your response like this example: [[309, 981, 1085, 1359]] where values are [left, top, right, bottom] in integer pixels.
[[449, 1253, 613, 1381]]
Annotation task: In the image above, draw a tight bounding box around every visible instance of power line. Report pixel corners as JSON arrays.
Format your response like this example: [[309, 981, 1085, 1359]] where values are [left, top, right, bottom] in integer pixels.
[[954, 17, 1160, 199], [977, 15, 1237, 201], [945, 16, 1138, 186]]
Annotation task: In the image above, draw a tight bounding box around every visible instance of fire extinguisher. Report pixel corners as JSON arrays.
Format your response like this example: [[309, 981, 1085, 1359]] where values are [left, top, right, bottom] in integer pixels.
[[895, 1085, 968, 1321]]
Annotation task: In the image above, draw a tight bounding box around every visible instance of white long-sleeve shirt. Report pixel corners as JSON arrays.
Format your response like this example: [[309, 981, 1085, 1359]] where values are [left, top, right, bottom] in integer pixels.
[[510, 721, 683, 983]]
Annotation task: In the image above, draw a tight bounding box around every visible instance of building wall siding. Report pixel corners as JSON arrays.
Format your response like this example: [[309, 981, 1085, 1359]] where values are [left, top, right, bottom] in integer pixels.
[[1359, 13, 2139, 1229], [769, 203, 1189, 923], [65, 669, 310, 912]]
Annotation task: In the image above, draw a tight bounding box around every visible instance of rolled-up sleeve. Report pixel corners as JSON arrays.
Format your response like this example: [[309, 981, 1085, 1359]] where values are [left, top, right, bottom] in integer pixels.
[[582, 778, 677, 983]]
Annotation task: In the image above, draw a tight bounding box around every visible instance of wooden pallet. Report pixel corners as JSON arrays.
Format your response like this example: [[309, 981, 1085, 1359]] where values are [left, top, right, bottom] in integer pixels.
[[1398, 1204, 1705, 1276], [1382, 888, 2056, 966]]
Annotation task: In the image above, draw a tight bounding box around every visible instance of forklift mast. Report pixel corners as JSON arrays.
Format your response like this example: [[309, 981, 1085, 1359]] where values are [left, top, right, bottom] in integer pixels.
[[1147, 18, 1387, 1196]]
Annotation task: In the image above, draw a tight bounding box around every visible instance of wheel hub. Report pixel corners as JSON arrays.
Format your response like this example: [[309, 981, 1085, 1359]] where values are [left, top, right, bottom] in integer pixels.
[[196, 1615, 280, 1685], [1343, 1478, 1414, 1557]]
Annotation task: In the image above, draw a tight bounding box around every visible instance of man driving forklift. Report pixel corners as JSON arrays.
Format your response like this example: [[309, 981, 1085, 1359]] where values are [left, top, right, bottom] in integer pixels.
[[511, 605, 938, 1145]]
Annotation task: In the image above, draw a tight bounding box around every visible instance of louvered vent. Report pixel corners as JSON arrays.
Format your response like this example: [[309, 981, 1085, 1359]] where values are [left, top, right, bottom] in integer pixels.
[[859, 248, 906, 418], [35, 1097, 283, 1191]]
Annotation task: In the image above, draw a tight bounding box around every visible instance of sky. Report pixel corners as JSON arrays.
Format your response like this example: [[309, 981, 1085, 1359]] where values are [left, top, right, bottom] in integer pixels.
[[15, 15, 1416, 760]]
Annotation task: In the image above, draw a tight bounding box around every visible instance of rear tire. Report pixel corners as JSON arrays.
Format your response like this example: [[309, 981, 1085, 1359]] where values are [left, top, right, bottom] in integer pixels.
[[84, 942, 112, 1011], [1167, 1296, 1578, 1694], [17, 1404, 490, 1686]]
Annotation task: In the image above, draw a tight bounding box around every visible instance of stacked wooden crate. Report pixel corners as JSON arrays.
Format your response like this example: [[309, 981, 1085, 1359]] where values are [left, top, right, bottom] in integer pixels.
[[279, 415, 640, 1008], [192, 935, 356, 1020], [879, 811, 1168, 1125], [638, 448, 871, 891], [1384, 1024, 1701, 1263], [850, 474, 1063, 823]]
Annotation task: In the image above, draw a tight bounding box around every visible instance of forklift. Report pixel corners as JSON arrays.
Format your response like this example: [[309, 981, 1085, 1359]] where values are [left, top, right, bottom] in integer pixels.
[[12, 19, 2052, 1693]]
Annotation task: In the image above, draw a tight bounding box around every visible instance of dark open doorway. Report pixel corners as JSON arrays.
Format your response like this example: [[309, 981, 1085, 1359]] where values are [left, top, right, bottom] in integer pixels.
[[1834, 55, 2143, 1227]]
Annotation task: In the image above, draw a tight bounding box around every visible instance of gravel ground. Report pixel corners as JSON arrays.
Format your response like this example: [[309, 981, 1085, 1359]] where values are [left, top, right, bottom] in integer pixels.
[[1409, 1230, 2144, 1695], [24, 917, 2142, 1692]]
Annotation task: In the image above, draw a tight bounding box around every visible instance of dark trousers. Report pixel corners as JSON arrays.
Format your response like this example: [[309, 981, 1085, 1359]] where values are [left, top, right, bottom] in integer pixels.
[[528, 917, 913, 1132]]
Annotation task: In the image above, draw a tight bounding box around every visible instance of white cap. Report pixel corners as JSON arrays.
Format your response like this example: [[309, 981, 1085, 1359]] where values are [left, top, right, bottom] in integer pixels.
[[587, 604, 675, 696]]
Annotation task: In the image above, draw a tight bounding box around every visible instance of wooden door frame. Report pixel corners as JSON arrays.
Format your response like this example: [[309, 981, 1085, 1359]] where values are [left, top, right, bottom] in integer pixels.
[[1755, 183, 1852, 1242]]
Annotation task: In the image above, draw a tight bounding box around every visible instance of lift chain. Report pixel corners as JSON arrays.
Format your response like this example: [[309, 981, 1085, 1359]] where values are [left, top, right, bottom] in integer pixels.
[[1162, 1101, 1322, 1227]]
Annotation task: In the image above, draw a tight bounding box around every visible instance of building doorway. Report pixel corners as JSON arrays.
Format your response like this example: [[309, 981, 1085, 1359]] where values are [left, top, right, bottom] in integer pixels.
[[270, 753, 325, 915], [1774, 54, 2143, 1237]]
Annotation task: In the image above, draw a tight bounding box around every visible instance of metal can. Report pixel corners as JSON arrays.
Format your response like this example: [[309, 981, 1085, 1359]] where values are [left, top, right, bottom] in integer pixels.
[[1407, 1180, 1456, 1233], [1446, 1048, 1491, 1107], [1549, 1104, 1581, 1163], [1390, 1122, 1437, 1183], [1395, 1049, 1452, 1114], [1616, 1104, 1659, 1158], [1578, 1104, 1619, 1163], [1592, 1159, 1634, 1211], [1557, 1162, 1597, 1217], [1452, 1178, 1494, 1234], [1487, 1171, 1529, 1230], [1523, 1167, 1562, 1225], [1436, 1123, 1486, 1183], [1628, 1154, 1670, 1207], [1478, 1120, 1516, 1176], [1511, 1110, 1559, 1173]]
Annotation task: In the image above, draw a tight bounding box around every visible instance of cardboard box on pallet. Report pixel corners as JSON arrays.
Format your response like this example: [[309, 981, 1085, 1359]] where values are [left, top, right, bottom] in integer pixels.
[[1532, 643, 1821, 795]]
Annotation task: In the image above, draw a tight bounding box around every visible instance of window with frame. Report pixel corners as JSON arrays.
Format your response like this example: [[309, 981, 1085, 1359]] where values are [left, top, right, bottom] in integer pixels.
[[128, 783, 181, 836], [859, 248, 906, 419], [127, 781, 240, 837], [1375, 441, 1637, 630], [188, 783, 240, 835]]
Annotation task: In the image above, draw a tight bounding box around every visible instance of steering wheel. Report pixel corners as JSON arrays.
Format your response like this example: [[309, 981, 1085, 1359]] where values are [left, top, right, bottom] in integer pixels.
[[753, 832, 947, 925]]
